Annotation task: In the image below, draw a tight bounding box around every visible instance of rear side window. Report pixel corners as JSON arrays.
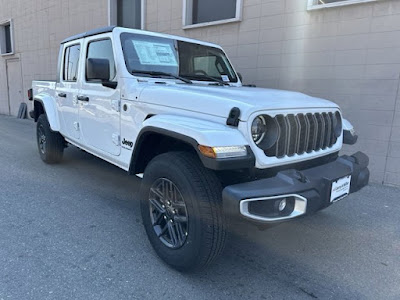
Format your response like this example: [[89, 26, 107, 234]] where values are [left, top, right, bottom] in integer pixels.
[[63, 44, 80, 81], [86, 39, 116, 81]]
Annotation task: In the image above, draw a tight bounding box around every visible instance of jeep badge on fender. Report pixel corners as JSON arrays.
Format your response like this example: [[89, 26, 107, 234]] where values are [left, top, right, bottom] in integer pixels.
[[122, 138, 133, 148]]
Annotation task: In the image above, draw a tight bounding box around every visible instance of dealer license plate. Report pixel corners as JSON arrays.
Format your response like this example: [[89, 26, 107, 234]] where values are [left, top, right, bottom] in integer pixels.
[[330, 175, 351, 203]]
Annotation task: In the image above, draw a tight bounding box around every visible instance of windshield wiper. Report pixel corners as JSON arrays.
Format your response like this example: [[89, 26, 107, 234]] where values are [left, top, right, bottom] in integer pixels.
[[181, 74, 230, 86], [130, 70, 192, 84]]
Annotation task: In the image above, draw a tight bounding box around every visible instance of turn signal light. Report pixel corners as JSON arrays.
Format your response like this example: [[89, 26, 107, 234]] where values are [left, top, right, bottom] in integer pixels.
[[198, 145, 217, 158], [198, 145, 247, 159]]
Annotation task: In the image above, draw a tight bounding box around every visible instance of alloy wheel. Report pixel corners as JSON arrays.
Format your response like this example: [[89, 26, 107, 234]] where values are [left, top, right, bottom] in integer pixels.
[[38, 125, 46, 154], [148, 178, 188, 249]]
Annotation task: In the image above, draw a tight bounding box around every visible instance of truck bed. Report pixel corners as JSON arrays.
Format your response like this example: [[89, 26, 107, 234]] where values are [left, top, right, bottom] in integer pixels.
[[32, 80, 56, 99]]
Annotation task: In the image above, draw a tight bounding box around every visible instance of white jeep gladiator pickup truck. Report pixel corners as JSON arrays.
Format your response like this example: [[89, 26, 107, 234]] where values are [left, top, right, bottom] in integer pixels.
[[29, 26, 369, 271]]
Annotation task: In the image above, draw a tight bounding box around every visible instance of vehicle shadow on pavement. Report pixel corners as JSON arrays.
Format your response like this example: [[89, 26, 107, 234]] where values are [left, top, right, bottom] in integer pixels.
[[57, 146, 377, 299], [2, 117, 397, 299]]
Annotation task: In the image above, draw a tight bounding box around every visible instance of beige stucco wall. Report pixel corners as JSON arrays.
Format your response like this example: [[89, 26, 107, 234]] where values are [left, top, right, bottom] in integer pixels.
[[146, 0, 400, 186], [0, 0, 108, 115]]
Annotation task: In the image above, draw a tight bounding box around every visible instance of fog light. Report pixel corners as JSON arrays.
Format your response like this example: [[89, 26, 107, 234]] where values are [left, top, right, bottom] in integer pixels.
[[278, 199, 287, 212]]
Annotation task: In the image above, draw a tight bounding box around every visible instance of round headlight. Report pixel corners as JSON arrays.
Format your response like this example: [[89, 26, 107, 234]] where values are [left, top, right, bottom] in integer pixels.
[[251, 116, 267, 144]]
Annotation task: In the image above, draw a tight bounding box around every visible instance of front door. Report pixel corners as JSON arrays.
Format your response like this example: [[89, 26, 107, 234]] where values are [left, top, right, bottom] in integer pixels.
[[6, 59, 23, 116], [79, 37, 121, 156], [57, 42, 81, 140]]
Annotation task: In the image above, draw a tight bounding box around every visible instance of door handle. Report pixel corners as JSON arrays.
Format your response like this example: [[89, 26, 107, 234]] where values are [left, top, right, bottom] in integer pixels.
[[58, 92, 67, 98], [77, 95, 89, 102]]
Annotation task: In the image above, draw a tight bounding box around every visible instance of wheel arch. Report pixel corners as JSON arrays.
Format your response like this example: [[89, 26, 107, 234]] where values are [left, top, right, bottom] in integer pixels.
[[33, 100, 45, 122], [129, 126, 255, 174], [33, 95, 61, 131], [129, 127, 200, 175]]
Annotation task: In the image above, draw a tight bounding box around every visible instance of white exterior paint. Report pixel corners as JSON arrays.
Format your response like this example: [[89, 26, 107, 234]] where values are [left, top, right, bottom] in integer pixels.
[[32, 81, 61, 131], [57, 39, 82, 139], [32, 27, 344, 172], [79, 33, 122, 156]]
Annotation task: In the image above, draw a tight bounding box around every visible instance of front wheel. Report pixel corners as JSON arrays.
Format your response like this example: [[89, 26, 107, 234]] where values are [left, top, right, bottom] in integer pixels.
[[36, 114, 65, 164], [140, 151, 227, 272]]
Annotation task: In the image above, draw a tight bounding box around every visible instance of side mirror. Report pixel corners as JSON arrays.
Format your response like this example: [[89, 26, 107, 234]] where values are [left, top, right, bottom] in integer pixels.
[[237, 72, 243, 82], [86, 58, 110, 81]]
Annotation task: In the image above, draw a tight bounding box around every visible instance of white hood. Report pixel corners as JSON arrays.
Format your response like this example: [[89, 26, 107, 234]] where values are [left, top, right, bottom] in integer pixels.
[[135, 83, 339, 121]]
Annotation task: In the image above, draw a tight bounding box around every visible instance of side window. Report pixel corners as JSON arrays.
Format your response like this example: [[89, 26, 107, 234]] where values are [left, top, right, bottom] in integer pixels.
[[63, 44, 80, 81], [86, 39, 116, 81]]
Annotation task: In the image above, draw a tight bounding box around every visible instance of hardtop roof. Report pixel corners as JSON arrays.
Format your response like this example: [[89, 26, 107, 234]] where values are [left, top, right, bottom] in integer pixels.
[[61, 26, 116, 44], [60, 26, 221, 49]]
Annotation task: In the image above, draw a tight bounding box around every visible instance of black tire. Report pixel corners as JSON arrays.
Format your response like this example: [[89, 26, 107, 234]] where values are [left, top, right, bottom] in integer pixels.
[[140, 151, 227, 272], [36, 114, 65, 164]]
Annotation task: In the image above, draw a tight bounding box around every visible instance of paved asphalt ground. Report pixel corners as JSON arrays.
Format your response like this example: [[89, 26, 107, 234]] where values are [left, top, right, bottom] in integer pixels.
[[0, 115, 399, 300]]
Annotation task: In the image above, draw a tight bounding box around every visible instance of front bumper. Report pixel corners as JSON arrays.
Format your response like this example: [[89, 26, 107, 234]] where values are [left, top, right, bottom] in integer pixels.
[[222, 152, 369, 224]]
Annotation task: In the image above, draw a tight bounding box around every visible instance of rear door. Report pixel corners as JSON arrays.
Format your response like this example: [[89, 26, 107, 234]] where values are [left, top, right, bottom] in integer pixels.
[[6, 59, 23, 116], [78, 35, 121, 156], [57, 41, 82, 140]]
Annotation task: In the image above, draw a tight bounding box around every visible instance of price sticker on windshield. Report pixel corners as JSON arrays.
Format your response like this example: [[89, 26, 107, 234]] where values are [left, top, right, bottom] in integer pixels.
[[132, 41, 178, 66]]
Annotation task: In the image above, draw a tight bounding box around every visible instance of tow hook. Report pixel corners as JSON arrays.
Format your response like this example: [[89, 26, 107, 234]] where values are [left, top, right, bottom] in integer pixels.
[[294, 171, 308, 183]]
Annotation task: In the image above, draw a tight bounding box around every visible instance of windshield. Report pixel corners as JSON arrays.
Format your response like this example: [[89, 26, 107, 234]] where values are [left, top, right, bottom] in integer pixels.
[[120, 33, 238, 83]]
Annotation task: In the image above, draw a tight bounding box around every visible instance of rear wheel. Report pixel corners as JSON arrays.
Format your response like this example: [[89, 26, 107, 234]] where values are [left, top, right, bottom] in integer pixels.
[[140, 151, 227, 271], [36, 114, 65, 164]]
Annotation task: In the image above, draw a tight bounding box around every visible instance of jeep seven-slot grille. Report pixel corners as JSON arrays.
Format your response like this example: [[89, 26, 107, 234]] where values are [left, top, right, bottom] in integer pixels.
[[264, 112, 338, 158]]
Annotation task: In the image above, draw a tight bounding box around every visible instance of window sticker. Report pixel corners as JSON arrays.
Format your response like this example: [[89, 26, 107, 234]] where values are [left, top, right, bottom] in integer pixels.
[[132, 41, 178, 66], [221, 75, 230, 82]]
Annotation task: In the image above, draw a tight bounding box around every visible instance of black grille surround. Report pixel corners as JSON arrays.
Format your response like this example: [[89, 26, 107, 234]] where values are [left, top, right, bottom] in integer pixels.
[[262, 111, 342, 158]]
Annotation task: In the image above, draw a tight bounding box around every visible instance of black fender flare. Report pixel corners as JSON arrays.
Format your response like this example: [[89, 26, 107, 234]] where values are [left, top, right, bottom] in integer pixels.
[[129, 126, 255, 174]]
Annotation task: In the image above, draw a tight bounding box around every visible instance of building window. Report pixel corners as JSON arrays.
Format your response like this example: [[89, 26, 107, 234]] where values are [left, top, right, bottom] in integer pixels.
[[0, 20, 14, 55], [183, 0, 242, 29], [63, 44, 80, 82], [307, 0, 380, 10], [109, 0, 145, 29]]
